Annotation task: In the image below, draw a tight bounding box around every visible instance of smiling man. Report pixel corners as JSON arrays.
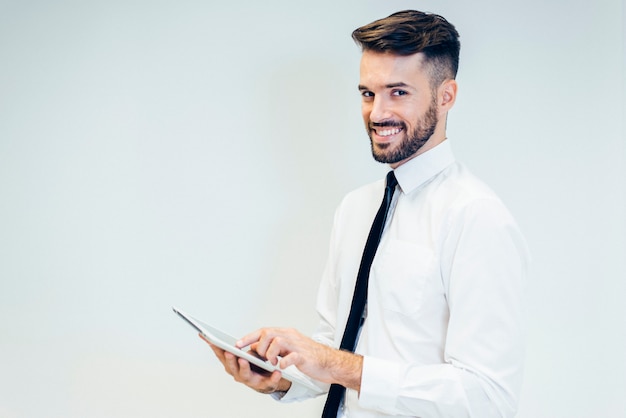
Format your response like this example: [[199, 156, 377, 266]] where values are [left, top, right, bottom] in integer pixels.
[[206, 10, 529, 418], [360, 50, 451, 167]]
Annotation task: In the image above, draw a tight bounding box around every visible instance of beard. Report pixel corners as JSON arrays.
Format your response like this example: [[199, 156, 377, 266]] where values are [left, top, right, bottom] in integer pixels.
[[368, 98, 439, 165]]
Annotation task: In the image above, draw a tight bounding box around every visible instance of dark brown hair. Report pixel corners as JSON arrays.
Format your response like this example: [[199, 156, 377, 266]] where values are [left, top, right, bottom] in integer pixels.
[[352, 10, 460, 87]]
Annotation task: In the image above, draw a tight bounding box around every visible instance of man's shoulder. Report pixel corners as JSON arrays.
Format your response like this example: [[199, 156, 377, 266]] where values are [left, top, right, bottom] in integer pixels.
[[402, 161, 511, 219], [332, 177, 386, 223], [438, 162, 499, 199], [434, 162, 518, 224]]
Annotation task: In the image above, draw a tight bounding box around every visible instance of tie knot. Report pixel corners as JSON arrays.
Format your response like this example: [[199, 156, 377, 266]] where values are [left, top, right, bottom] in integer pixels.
[[386, 170, 398, 190]]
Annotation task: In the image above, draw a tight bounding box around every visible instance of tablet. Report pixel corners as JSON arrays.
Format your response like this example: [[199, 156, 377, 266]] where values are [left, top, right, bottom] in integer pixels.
[[172, 306, 324, 392]]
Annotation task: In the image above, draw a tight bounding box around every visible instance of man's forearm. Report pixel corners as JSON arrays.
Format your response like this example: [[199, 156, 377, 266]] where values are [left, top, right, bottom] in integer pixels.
[[329, 349, 363, 393]]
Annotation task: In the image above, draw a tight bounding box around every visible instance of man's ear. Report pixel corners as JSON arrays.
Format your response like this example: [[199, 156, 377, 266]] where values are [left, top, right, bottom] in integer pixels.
[[438, 79, 458, 112]]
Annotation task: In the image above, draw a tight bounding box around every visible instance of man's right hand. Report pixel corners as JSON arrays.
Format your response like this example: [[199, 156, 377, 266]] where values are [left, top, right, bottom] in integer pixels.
[[200, 334, 292, 394]]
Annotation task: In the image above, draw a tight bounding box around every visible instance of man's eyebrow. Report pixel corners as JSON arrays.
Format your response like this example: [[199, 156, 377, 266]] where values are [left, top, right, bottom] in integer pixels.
[[358, 82, 410, 91], [385, 82, 409, 89]]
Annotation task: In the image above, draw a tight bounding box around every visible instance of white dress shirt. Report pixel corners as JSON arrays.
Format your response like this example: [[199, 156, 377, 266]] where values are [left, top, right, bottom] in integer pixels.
[[281, 140, 529, 418]]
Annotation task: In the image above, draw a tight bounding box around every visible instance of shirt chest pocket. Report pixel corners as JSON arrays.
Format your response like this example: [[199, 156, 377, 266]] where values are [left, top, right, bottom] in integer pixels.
[[371, 239, 436, 316]]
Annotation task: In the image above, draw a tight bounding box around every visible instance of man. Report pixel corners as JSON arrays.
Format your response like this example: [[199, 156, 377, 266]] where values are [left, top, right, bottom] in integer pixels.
[[206, 10, 529, 418]]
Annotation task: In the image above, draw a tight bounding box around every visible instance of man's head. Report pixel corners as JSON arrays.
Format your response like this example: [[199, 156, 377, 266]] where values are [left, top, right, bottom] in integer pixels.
[[353, 11, 460, 167]]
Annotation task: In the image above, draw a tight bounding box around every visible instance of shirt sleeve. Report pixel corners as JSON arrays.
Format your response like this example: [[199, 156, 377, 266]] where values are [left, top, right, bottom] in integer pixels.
[[358, 197, 530, 417]]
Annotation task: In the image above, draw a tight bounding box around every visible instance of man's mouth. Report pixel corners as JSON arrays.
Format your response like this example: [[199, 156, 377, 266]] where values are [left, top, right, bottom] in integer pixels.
[[370, 122, 404, 139], [374, 127, 403, 137]]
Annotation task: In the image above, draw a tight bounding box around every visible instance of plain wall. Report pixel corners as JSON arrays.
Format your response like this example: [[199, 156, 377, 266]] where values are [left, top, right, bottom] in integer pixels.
[[1, 0, 624, 417]]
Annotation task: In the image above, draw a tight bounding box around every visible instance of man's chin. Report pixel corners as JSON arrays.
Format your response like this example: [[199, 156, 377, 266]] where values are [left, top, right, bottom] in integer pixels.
[[371, 142, 397, 164], [372, 150, 400, 165]]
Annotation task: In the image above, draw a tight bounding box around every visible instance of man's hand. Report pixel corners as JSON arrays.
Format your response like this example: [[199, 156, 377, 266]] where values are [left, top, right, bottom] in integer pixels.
[[200, 334, 292, 394], [237, 328, 363, 392]]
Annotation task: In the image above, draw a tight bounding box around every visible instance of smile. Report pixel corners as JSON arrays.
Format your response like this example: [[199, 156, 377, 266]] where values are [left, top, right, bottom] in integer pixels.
[[373, 127, 403, 137]]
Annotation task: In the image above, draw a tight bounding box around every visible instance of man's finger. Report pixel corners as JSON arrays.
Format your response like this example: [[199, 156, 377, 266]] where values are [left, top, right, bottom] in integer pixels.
[[223, 351, 241, 376], [236, 329, 264, 348]]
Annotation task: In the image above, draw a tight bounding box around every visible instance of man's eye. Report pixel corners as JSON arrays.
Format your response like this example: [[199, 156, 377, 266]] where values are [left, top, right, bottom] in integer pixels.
[[392, 90, 408, 96]]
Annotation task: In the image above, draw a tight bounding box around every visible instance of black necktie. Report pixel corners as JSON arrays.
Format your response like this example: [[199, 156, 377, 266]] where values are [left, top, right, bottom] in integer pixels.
[[321, 171, 398, 418]]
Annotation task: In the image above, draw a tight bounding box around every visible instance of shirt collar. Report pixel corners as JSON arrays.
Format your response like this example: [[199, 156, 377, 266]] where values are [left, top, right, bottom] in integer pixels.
[[392, 140, 456, 194]]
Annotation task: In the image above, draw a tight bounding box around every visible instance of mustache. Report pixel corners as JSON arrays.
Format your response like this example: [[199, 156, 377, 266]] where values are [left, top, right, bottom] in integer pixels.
[[369, 121, 405, 129]]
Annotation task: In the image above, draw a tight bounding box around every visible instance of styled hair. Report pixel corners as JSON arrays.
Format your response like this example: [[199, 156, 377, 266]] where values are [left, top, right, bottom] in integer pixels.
[[352, 10, 460, 87]]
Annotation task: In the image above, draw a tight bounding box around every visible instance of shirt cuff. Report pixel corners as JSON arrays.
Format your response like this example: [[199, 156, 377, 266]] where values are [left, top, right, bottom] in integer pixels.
[[271, 380, 324, 403], [358, 356, 403, 411]]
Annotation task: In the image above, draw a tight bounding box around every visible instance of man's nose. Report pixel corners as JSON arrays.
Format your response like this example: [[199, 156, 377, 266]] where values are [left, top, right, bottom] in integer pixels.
[[368, 97, 392, 123]]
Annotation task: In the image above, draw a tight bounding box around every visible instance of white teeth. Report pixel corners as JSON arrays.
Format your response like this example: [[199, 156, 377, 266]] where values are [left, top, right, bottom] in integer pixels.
[[378, 128, 402, 137]]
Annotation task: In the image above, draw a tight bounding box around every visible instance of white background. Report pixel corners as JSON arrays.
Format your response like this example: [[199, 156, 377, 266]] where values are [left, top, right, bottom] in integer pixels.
[[1, 0, 624, 417]]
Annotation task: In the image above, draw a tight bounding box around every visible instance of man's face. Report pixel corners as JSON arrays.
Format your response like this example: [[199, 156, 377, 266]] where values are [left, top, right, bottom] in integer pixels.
[[359, 51, 441, 168]]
